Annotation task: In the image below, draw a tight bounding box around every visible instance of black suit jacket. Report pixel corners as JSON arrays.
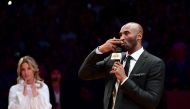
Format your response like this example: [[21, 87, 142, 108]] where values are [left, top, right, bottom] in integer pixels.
[[78, 49, 165, 109]]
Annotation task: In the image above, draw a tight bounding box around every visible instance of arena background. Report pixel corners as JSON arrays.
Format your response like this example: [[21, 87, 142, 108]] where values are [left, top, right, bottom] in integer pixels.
[[0, 0, 190, 109]]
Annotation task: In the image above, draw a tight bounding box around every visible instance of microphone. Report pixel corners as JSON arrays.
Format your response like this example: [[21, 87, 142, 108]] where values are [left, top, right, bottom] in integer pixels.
[[110, 46, 122, 74], [111, 46, 122, 62], [110, 38, 125, 62]]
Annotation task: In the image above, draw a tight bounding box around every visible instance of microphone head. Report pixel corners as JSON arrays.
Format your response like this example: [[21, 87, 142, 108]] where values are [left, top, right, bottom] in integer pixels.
[[111, 53, 122, 62]]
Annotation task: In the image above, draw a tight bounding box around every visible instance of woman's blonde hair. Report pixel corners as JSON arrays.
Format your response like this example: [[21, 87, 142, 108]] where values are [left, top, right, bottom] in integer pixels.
[[17, 56, 43, 83]]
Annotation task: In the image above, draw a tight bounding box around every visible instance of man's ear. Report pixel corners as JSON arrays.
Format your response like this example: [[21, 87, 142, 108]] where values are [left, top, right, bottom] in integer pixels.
[[137, 32, 142, 40]]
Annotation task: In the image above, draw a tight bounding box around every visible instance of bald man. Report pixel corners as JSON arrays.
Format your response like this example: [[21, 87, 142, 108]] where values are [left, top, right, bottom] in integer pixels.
[[79, 22, 165, 109]]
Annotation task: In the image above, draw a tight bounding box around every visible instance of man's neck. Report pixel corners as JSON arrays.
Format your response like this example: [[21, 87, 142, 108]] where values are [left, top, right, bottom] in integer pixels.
[[128, 45, 142, 55]]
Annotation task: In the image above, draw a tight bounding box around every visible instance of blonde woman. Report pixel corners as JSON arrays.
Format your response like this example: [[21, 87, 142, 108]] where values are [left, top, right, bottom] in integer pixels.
[[8, 56, 52, 109]]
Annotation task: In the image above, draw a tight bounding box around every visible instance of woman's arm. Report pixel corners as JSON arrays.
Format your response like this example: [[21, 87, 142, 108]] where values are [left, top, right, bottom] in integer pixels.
[[30, 83, 52, 109], [8, 85, 30, 109]]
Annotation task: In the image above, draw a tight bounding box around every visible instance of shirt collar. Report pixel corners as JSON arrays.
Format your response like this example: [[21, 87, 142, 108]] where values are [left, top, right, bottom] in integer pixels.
[[126, 47, 144, 61]]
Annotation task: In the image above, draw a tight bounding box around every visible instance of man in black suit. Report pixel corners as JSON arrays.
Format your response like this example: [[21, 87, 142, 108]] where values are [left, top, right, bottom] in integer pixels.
[[78, 22, 165, 109]]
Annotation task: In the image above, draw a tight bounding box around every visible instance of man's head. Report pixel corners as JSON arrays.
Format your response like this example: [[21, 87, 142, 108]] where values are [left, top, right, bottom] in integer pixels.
[[119, 22, 143, 54]]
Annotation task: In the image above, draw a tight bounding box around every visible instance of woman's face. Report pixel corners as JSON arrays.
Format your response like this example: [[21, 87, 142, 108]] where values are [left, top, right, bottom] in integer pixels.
[[20, 62, 34, 83]]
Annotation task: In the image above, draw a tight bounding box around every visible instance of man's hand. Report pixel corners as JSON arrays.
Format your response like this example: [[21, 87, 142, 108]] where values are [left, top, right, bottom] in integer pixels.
[[111, 61, 127, 82], [98, 38, 122, 53]]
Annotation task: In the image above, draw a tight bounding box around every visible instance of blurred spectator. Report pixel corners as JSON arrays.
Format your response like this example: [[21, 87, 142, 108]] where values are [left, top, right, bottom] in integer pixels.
[[48, 68, 64, 109], [166, 41, 190, 90], [8, 56, 52, 109], [48, 68, 80, 109]]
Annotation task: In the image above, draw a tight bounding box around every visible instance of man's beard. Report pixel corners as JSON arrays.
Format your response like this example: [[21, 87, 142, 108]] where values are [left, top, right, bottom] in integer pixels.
[[121, 39, 137, 52]]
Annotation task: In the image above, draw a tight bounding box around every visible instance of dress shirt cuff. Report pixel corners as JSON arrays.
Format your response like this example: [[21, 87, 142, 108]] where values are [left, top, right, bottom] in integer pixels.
[[121, 77, 128, 85], [95, 46, 103, 54]]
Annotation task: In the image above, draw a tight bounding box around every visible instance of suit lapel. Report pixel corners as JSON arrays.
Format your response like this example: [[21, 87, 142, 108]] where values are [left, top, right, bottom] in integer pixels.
[[107, 75, 116, 96], [121, 52, 126, 64], [130, 51, 148, 75]]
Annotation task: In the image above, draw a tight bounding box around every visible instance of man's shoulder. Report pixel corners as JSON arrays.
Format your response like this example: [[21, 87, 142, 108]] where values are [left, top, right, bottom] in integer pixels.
[[143, 50, 164, 62]]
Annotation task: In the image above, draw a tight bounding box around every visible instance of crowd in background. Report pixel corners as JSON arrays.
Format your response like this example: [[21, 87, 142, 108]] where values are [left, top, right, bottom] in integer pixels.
[[0, 0, 190, 108]]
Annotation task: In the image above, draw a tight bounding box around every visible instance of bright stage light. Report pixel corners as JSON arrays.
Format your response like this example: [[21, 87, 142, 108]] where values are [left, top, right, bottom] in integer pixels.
[[8, 1, 12, 5]]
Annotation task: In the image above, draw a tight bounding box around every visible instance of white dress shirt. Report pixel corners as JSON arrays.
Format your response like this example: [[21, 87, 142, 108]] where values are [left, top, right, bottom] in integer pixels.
[[8, 80, 52, 109]]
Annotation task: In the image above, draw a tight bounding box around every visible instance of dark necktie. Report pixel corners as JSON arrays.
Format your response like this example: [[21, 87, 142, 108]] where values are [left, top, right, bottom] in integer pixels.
[[124, 56, 132, 76]]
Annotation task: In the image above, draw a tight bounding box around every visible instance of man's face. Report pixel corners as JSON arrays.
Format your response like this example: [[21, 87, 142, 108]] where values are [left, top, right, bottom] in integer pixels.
[[119, 23, 138, 51], [51, 69, 62, 82]]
